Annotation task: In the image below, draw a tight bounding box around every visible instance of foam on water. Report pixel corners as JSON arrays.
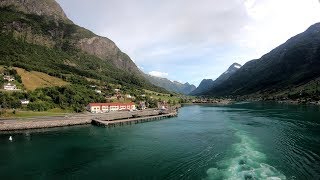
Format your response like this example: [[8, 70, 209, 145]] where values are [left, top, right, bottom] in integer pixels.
[[204, 131, 286, 180]]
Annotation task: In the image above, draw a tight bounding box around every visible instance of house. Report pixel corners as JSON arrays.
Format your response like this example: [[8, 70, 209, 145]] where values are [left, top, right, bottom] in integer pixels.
[[158, 101, 168, 110], [3, 76, 15, 82], [139, 101, 146, 110], [20, 99, 30, 105], [3, 83, 17, 91], [95, 90, 102, 94], [86, 102, 136, 113], [105, 96, 118, 101], [125, 94, 132, 98], [125, 94, 135, 100]]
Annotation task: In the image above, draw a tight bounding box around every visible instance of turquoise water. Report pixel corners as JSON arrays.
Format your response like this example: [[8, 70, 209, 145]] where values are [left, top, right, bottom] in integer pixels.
[[1, 103, 320, 179]]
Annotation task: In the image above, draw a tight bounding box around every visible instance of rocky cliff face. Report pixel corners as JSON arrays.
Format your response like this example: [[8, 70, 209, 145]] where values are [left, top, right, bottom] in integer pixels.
[[0, 0, 142, 75], [77, 36, 141, 73], [0, 0, 68, 21]]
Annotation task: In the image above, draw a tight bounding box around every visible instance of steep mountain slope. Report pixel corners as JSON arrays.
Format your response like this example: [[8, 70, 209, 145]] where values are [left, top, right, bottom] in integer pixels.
[[206, 23, 320, 96], [180, 82, 197, 95], [190, 79, 214, 96], [0, 0, 141, 75], [0, 0, 165, 92], [145, 75, 196, 94], [190, 63, 241, 95], [214, 63, 242, 85]]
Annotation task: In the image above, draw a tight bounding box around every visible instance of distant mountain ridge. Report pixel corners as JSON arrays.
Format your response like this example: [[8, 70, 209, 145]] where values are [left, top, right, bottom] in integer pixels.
[[190, 63, 242, 95], [205, 23, 320, 97], [145, 75, 196, 95]]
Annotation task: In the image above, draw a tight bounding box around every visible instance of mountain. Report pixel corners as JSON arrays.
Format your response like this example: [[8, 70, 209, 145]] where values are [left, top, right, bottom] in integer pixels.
[[190, 79, 214, 96], [206, 23, 320, 97], [0, 0, 142, 75], [190, 63, 241, 95], [214, 63, 242, 85], [0, 0, 165, 92], [145, 75, 196, 94], [0, 0, 69, 21]]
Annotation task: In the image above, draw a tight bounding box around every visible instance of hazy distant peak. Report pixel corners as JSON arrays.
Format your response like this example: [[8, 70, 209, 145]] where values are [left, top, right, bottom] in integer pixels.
[[145, 75, 196, 94]]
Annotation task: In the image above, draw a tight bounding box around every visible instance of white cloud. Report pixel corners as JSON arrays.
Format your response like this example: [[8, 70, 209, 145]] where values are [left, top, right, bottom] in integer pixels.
[[239, 0, 320, 59], [148, 71, 169, 78]]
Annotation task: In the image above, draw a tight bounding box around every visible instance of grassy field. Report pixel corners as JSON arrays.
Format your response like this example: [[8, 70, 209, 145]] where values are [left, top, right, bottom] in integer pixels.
[[0, 108, 73, 119], [15, 67, 69, 90], [144, 89, 181, 102]]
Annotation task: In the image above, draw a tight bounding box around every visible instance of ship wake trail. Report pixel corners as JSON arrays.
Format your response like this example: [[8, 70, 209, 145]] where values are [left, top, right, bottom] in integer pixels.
[[204, 131, 286, 180]]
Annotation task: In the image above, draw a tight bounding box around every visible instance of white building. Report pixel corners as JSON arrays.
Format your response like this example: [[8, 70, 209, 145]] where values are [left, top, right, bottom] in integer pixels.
[[3, 83, 17, 91], [20, 99, 30, 105], [3, 76, 15, 82], [86, 102, 136, 113], [95, 90, 102, 94]]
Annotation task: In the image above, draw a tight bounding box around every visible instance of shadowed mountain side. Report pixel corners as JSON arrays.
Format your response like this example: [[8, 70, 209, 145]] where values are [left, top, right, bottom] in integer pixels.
[[190, 63, 242, 95], [205, 23, 320, 96]]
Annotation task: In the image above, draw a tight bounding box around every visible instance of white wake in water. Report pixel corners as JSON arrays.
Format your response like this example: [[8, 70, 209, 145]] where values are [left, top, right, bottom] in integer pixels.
[[204, 131, 286, 180]]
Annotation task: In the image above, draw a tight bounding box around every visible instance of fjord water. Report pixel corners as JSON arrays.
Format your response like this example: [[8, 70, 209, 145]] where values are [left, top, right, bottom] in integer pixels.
[[1, 103, 320, 179]]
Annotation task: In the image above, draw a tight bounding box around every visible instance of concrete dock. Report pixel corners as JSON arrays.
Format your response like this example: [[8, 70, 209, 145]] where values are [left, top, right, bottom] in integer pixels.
[[0, 109, 178, 131], [91, 112, 178, 127], [0, 118, 91, 131]]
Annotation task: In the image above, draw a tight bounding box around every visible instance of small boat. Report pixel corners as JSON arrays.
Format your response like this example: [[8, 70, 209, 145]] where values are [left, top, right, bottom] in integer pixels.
[[9, 136, 13, 141]]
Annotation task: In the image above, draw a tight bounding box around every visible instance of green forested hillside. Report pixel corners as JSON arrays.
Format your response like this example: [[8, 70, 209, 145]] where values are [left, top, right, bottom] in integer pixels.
[[0, 6, 168, 114], [0, 6, 168, 92], [0, 34, 162, 91]]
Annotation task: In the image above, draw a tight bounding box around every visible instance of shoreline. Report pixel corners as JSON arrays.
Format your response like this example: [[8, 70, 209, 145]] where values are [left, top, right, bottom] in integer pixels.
[[1, 100, 318, 132], [184, 99, 320, 106], [0, 109, 177, 132]]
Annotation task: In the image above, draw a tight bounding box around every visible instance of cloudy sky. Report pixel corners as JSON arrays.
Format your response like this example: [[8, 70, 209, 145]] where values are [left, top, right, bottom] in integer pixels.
[[56, 0, 320, 86]]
